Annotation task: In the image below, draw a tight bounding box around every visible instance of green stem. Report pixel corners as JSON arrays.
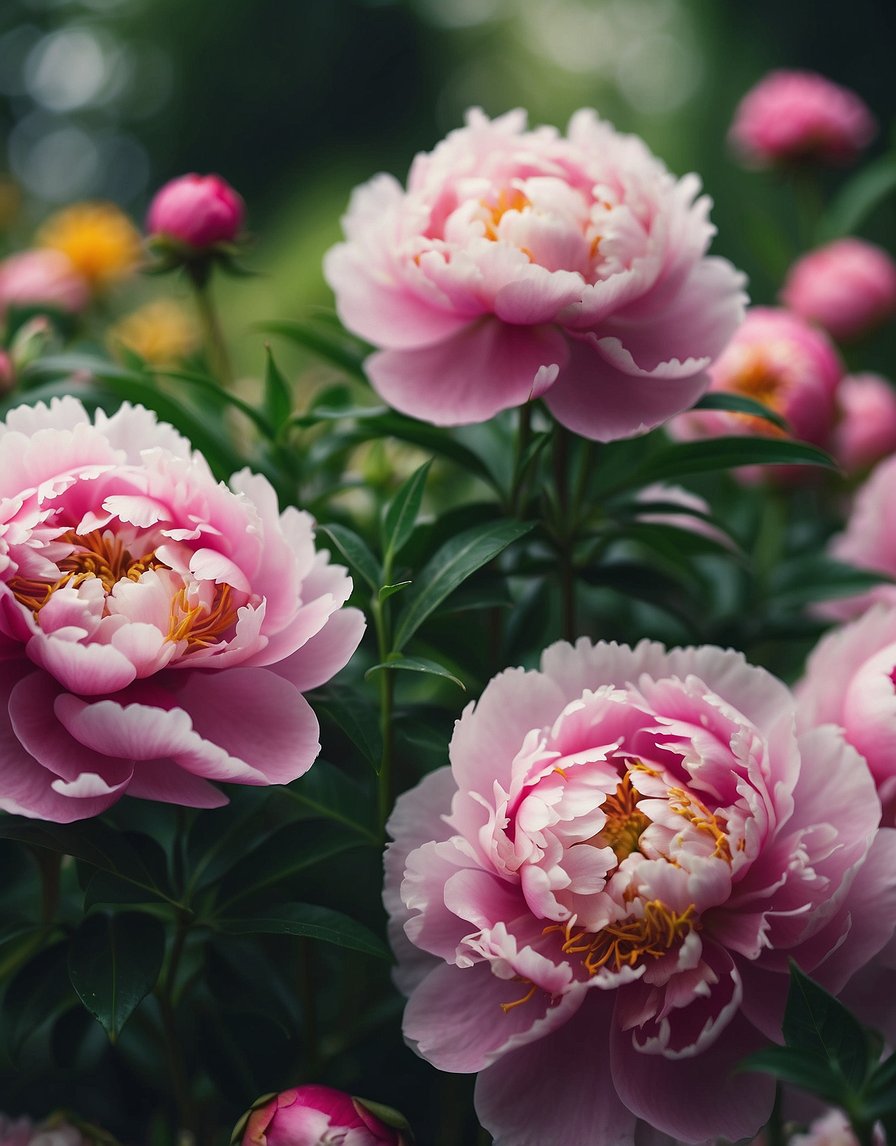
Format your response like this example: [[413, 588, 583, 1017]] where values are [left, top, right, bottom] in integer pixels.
[[551, 424, 577, 641], [157, 912, 196, 1136], [373, 551, 396, 837], [190, 270, 234, 388], [509, 402, 533, 517]]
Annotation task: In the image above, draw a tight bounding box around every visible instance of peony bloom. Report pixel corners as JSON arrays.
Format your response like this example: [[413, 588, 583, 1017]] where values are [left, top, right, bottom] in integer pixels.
[[796, 603, 896, 823], [37, 202, 141, 289], [822, 454, 896, 620], [147, 173, 245, 250], [0, 250, 90, 318], [729, 70, 876, 168], [325, 108, 746, 442], [237, 1084, 408, 1146], [832, 372, 896, 474], [384, 638, 896, 1145], [0, 397, 364, 822], [780, 239, 896, 342], [790, 1109, 885, 1146], [0, 1115, 86, 1146], [672, 306, 843, 450]]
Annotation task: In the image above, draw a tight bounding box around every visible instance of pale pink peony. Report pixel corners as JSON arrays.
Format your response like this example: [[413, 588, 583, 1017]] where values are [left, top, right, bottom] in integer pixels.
[[729, 71, 876, 168], [0, 1116, 85, 1146], [832, 373, 896, 474], [384, 638, 896, 1145], [822, 454, 896, 620], [672, 306, 843, 451], [790, 1109, 885, 1146], [324, 108, 746, 442], [239, 1085, 406, 1146], [0, 250, 90, 318], [796, 603, 896, 823], [0, 397, 364, 822], [146, 173, 244, 249], [781, 239, 896, 342]]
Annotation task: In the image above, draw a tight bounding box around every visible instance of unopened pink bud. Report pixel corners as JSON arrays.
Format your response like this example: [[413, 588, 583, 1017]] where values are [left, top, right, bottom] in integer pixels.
[[832, 372, 896, 474], [781, 238, 896, 342], [146, 173, 244, 250], [237, 1085, 408, 1146]]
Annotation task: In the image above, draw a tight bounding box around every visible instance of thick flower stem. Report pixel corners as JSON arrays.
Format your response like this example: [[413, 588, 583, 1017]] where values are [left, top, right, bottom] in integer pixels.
[[551, 423, 578, 641], [372, 563, 396, 837], [189, 269, 235, 389], [509, 402, 533, 517]]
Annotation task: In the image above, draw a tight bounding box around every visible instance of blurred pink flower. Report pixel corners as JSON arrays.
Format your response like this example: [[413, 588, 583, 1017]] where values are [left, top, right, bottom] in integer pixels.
[[0, 1116, 85, 1146], [325, 108, 746, 442], [781, 239, 896, 342], [729, 70, 876, 167], [239, 1085, 407, 1146], [823, 454, 896, 620], [672, 306, 843, 452], [384, 638, 896, 1144], [832, 372, 896, 474], [797, 604, 896, 823], [0, 397, 364, 822], [790, 1108, 885, 1146], [146, 173, 245, 249], [0, 250, 90, 318]]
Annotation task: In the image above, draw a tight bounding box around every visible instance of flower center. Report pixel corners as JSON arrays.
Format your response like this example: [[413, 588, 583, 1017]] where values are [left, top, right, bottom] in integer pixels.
[[593, 772, 650, 861], [480, 187, 531, 240], [9, 528, 162, 613], [552, 900, 699, 976]]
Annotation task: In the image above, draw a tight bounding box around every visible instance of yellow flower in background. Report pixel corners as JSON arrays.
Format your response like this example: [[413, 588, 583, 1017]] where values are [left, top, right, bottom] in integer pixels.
[[109, 298, 200, 365], [38, 202, 142, 289]]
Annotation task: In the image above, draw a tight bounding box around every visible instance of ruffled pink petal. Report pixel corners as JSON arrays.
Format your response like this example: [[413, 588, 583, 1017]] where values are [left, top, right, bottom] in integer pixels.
[[475, 990, 635, 1146], [125, 759, 228, 808], [543, 334, 711, 442], [269, 607, 366, 691], [610, 1009, 773, 1143], [27, 632, 138, 695], [367, 319, 569, 426]]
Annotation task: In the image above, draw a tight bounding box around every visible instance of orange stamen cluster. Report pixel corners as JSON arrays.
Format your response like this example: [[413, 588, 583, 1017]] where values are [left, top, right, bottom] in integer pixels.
[[548, 900, 699, 976], [666, 786, 731, 862], [9, 529, 161, 616], [481, 187, 531, 241], [167, 583, 239, 649], [594, 772, 650, 862]]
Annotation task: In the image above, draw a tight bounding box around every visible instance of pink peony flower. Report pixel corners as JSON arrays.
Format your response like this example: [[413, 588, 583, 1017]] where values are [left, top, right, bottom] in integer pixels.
[[832, 372, 896, 474], [239, 1084, 407, 1146], [822, 454, 896, 620], [672, 306, 843, 450], [796, 603, 896, 823], [0, 397, 364, 822], [0, 1116, 85, 1146], [780, 239, 896, 342], [0, 250, 90, 318], [729, 70, 876, 168], [146, 173, 245, 249], [384, 638, 896, 1145], [790, 1108, 885, 1146], [324, 108, 746, 442]]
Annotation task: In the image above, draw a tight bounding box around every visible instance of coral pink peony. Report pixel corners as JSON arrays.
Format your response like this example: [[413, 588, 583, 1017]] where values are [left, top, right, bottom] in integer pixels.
[[238, 1084, 407, 1146], [0, 397, 364, 822], [0, 250, 89, 318], [797, 603, 896, 822], [324, 108, 746, 442], [672, 306, 843, 450], [384, 638, 896, 1145], [822, 454, 896, 620], [146, 173, 245, 249], [729, 70, 876, 168], [780, 239, 896, 342], [832, 372, 896, 474]]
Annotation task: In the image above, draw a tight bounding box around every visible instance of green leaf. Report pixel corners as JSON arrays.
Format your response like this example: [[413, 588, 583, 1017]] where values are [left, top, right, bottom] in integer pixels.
[[262, 345, 293, 431], [216, 903, 389, 959], [819, 152, 896, 240], [770, 557, 892, 608], [603, 436, 835, 494], [318, 523, 381, 593], [4, 942, 76, 1056], [259, 318, 369, 379], [737, 1045, 845, 1101], [782, 962, 872, 1092], [382, 459, 432, 563], [283, 759, 379, 840], [151, 365, 274, 436], [215, 821, 366, 911], [864, 1053, 896, 1118], [693, 392, 789, 432], [67, 912, 165, 1042], [312, 691, 383, 773], [393, 519, 533, 650], [378, 580, 412, 602], [349, 412, 497, 486], [366, 654, 465, 690]]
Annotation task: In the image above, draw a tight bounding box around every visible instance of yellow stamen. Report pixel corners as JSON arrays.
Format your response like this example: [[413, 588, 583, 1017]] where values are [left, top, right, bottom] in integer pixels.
[[499, 980, 538, 1014], [582, 900, 698, 975], [594, 772, 650, 862], [666, 786, 731, 862], [481, 187, 531, 241]]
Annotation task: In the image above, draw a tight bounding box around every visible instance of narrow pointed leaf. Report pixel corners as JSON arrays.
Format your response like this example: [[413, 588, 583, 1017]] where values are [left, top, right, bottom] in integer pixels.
[[318, 524, 381, 592], [259, 318, 370, 378], [67, 912, 165, 1041], [819, 153, 896, 241], [393, 520, 532, 650], [378, 581, 412, 602], [693, 392, 789, 431], [382, 459, 432, 562], [217, 903, 389, 959], [737, 1046, 846, 1102], [366, 655, 465, 690], [782, 963, 872, 1091], [283, 758, 379, 840], [262, 345, 293, 430]]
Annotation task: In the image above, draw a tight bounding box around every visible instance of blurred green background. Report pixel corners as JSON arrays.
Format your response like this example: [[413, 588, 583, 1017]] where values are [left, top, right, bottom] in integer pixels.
[[1, 0, 894, 352]]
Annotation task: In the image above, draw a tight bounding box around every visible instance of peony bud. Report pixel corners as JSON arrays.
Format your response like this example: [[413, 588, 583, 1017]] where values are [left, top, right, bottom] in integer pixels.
[[780, 238, 896, 342], [234, 1085, 411, 1146], [146, 173, 244, 250], [832, 372, 896, 474], [0, 249, 89, 318]]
